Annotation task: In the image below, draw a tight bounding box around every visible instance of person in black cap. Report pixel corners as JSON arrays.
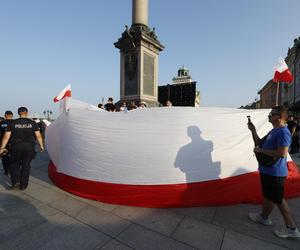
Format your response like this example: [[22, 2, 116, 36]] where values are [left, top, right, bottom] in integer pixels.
[[104, 97, 116, 112], [0, 111, 13, 175], [0, 107, 44, 190]]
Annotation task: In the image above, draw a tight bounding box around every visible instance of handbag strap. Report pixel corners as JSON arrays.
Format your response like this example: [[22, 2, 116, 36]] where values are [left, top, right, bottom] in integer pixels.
[[259, 131, 271, 147]]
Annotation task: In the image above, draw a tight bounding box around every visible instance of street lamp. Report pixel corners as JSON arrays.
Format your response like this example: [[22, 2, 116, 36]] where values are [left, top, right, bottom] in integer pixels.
[[43, 110, 52, 121]]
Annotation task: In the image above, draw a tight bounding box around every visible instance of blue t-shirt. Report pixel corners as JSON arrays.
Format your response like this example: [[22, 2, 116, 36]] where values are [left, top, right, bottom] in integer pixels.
[[259, 126, 291, 177]]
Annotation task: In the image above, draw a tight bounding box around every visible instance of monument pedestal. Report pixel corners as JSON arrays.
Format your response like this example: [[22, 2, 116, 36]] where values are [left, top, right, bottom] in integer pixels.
[[114, 0, 164, 107]]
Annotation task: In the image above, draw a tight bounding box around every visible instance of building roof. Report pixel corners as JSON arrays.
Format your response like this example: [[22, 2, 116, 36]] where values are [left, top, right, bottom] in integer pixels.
[[257, 79, 273, 94]]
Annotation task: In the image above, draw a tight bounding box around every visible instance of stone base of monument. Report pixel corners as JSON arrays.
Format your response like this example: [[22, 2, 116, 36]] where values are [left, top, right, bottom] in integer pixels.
[[114, 0, 164, 108]]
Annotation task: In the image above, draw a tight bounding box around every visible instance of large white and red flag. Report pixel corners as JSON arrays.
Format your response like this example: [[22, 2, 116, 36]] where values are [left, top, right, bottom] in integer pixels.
[[53, 84, 72, 103], [273, 57, 293, 83]]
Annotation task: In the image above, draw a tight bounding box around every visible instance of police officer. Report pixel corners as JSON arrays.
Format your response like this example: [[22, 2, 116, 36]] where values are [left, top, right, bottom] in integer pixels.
[[0, 107, 44, 190], [0, 110, 13, 175]]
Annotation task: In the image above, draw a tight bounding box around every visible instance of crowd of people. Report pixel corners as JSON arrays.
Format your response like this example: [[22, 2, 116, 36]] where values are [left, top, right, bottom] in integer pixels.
[[0, 107, 45, 190], [98, 97, 172, 112]]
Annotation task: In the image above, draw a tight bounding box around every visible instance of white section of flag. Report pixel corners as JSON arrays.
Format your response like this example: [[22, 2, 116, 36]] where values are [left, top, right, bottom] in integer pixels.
[[45, 99, 275, 185], [53, 84, 72, 103], [273, 57, 293, 83], [274, 57, 288, 73]]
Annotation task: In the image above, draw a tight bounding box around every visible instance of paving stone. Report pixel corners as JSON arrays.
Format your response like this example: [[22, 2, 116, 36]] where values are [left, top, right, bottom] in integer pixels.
[[172, 216, 224, 250], [85, 199, 118, 212], [23, 194, 46, 208], [221, 230, 289, 250], [31, 152, 50, 168], [56, 189, 118, 212], [1, 152, 299, 250], [22, 181, 65, 204], [30, 167, 48, 177], [0, 213, 110, 250], [213, 204, 300, 250], [117, 224, 195, 250], [287, 198, 300, 216], [170, 206, 217, 223], [28, 171, 73, 197], [67, 192, 94, 203], [31, 161, 50, 173], [0, 194, 60, 243], [64, 192, 118, 213], [49, 196, 88, 217], [0, 192, 29, 208], [1, 191, 46, 209], [113, 206, 184, 236], [101, 239, 133, 250], [270, 205, 300, 226], [30, 171, 58, 190], [76, 205, 131, 237], [29, 173, 62, 193]]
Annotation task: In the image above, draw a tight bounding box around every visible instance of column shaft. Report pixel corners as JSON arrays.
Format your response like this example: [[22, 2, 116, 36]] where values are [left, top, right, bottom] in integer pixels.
[[132, 0, 148, 26]]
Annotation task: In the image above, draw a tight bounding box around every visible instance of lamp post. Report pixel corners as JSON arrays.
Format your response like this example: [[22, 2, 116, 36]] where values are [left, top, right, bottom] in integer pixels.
[[43, 110, 52, 121]]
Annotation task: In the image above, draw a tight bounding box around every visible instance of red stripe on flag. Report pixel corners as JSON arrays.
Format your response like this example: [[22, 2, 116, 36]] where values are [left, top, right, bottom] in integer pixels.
[[273, 69, 293, 83], [53, 90, 72, 103], [48, 161, 300, 208]]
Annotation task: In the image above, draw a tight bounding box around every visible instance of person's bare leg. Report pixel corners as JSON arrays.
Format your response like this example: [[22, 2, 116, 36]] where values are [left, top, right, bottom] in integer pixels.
[[261, 198, 275, 219], [277, 199, 297, 228]]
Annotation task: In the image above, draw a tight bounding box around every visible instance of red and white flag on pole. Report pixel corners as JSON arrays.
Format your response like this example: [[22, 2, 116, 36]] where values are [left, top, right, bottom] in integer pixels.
[[273, 57, 293, 83], [53, 84, 72, 103]]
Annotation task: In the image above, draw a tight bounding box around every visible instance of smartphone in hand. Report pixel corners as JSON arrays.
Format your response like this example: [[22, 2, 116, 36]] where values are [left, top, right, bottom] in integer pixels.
[[247, 115, 255, 130], [247, 115, 251, 123]]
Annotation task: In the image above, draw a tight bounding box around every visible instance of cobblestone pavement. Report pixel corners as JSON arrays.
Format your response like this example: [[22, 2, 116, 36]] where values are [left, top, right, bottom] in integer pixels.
[[0, 152, 299, 249]]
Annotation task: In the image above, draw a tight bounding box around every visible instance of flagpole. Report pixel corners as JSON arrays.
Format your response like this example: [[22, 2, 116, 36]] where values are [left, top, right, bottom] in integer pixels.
[[276, 81, 280, 106]]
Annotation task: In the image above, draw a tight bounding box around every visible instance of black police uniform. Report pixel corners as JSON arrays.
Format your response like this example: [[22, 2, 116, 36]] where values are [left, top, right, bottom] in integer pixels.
[[37, 121, 46, 139], [6, 118, 39, 189], [104, 103, 115, 112], [0, 119, 12, 175]]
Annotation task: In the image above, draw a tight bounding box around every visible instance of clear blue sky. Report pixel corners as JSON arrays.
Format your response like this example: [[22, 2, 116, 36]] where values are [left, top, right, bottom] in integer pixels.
[[0, 0, 299, 118]]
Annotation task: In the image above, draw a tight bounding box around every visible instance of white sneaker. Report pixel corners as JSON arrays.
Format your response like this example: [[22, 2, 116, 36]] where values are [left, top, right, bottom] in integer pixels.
[[274, 227, 300, 238], [5, 180, 14, 188], [248, 212, 272, 226], [5, 181, 19, 190]]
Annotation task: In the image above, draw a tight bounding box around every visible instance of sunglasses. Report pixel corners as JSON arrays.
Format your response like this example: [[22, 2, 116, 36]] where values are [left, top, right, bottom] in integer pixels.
[[269, 112, 280, 117]]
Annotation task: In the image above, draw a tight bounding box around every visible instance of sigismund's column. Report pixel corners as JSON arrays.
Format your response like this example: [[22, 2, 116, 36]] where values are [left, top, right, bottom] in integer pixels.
[[114, 0, 164, 107]]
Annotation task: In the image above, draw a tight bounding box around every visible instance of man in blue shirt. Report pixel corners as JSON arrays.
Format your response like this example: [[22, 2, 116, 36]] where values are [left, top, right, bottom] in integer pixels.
[[248, 106, 300, 238]]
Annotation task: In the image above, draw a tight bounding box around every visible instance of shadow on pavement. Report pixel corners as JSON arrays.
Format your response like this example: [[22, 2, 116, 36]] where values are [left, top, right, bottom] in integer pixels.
[[0, 193, 111, 249]]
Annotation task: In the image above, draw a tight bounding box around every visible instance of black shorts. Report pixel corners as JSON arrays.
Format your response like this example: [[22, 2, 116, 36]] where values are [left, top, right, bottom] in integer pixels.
[[260, 173, 286, 204]]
